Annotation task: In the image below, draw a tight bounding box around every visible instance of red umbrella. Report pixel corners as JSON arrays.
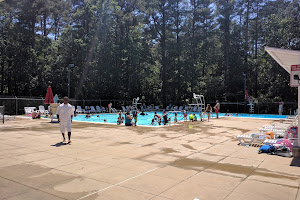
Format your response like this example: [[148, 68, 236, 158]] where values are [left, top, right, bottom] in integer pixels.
[[44, 86, 54, 104]]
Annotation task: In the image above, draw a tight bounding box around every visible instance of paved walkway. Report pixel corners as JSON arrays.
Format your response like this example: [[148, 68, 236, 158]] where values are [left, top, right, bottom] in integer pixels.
[[0, 117, 300, 200]]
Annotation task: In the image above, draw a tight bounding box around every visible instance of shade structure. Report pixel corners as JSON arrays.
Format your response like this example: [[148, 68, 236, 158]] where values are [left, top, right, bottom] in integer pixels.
[[44, 86, 54, 104], [265, 46, 300, 147], [265, 46, 300, 74]]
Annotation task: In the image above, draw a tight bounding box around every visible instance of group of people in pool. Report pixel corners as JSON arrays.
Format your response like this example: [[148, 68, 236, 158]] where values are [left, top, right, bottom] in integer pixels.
[[81, 100, 220, 126], [118, 109, 143, 126]]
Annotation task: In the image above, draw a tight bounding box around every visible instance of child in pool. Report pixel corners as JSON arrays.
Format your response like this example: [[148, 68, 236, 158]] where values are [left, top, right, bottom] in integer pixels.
[[193, 113, 197, 121], [183, 110, 187, 121], [117, 116, 122, 125], [151, 119, 155, 125], [189, 114, 194, 122]]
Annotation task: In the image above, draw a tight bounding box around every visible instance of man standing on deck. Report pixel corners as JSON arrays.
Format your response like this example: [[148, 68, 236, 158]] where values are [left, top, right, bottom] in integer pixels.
[[56, 97, 73, 144]]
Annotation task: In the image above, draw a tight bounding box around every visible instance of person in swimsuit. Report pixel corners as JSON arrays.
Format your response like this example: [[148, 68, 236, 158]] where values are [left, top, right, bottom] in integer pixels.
[[183, 110, 187, 121], [31, 108, 41, 119], [193, 113, 197, 121], [132, 109, 138, 126], [125, 112, 132, 126], [206, 104, 212, 122], [154, 112, 161, 125], [162, 110, 169, 125], [214, 100, 220, 118]]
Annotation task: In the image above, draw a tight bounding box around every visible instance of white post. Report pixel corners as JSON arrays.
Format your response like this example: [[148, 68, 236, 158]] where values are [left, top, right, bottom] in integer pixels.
[[298, 55, 300, 147], [298, 86, 300, 147]]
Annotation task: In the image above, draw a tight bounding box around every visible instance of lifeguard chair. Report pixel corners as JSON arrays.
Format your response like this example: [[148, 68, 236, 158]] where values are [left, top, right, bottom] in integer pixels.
[[189, 93, 205, 121], [132, 97, 142, 109]]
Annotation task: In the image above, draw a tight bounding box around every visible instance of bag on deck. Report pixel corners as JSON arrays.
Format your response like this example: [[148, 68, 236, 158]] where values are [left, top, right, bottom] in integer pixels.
[[258, 145, 276, 154]]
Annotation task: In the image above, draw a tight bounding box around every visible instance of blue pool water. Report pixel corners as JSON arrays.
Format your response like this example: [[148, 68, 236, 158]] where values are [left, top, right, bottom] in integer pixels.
[[72, 111, 293, 126]]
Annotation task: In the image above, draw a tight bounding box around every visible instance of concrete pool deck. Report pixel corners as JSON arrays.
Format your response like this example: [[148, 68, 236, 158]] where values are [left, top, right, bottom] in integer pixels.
[[1, 117, 300, 200]]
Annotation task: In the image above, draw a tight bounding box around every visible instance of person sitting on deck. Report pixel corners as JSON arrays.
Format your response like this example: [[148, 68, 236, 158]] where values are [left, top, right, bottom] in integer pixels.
[[32, 109, 41, 119]]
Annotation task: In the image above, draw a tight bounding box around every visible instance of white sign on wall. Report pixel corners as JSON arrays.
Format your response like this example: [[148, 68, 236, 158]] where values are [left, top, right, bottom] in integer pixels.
[[290, 65, 300, 87]]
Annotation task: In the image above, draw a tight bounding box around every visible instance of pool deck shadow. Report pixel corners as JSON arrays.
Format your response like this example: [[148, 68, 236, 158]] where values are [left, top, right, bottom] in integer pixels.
[[51, 142, 68, 147], [290, 158, 300, 167]]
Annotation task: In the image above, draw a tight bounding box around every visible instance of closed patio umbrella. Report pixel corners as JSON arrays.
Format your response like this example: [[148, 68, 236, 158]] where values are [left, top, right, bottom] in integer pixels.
[[44, 86, 54, 104]]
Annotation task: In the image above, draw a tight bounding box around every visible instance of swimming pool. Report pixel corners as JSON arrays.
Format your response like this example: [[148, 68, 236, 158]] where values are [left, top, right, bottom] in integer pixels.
[[72, 111, 294, 126]]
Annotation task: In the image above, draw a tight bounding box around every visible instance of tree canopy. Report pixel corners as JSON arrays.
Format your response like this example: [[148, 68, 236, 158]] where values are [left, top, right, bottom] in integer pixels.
[[0, 0, 299, 106]]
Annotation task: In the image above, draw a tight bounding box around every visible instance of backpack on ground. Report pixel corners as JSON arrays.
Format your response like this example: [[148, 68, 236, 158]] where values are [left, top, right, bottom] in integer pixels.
[[258, 145, 276, 154]]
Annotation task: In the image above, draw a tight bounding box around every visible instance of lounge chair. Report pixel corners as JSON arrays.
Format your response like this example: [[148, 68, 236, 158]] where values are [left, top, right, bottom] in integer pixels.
[[76, 106, 86, 114], [111, 108, 118, 113], [192, 106, 198, 112], [183, 106, 188, 111], [96, 106, 102, 113], [85, 106, 92, 113], [38, 106, 49, 115], [237, 133, 270, 146], [174, 106, 178, 111], [237, 124, 289, 146], [122, 106, 127, 112], [24, 107, 36, 115], [90, 106, 96, 113], [154, 106, 160, 111], [178, 106, 183, 111], [149, 105, 154, 111]]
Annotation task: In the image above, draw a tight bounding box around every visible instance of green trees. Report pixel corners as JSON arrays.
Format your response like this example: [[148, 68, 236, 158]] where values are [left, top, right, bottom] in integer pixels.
[[0, 0, 299, 105]]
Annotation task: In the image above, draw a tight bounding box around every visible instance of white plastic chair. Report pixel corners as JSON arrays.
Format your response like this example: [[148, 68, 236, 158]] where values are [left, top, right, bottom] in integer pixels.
[[38, 106, 49, 114]]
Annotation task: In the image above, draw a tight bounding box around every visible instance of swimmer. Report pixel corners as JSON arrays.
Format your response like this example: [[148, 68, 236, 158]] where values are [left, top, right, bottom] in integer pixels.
[[163, 111, 169, 125], [193, 113, 197, 121], [140, 111, 146, 116], [151, 118, 155, 125], [174, 112, 178, 122], [97, 115, 100, 117], [104, 119, 107, 123], [117, 116, 122, 125], [189, 113, 193, 122], [183, 110, 187, 121], [154, 112, 161, 119]]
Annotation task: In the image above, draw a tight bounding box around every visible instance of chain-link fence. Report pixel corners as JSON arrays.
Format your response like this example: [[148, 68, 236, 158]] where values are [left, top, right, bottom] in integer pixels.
[[208, 102, 298, 115], [0, 96, 133, 115], [0, 96, 298, 115]]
